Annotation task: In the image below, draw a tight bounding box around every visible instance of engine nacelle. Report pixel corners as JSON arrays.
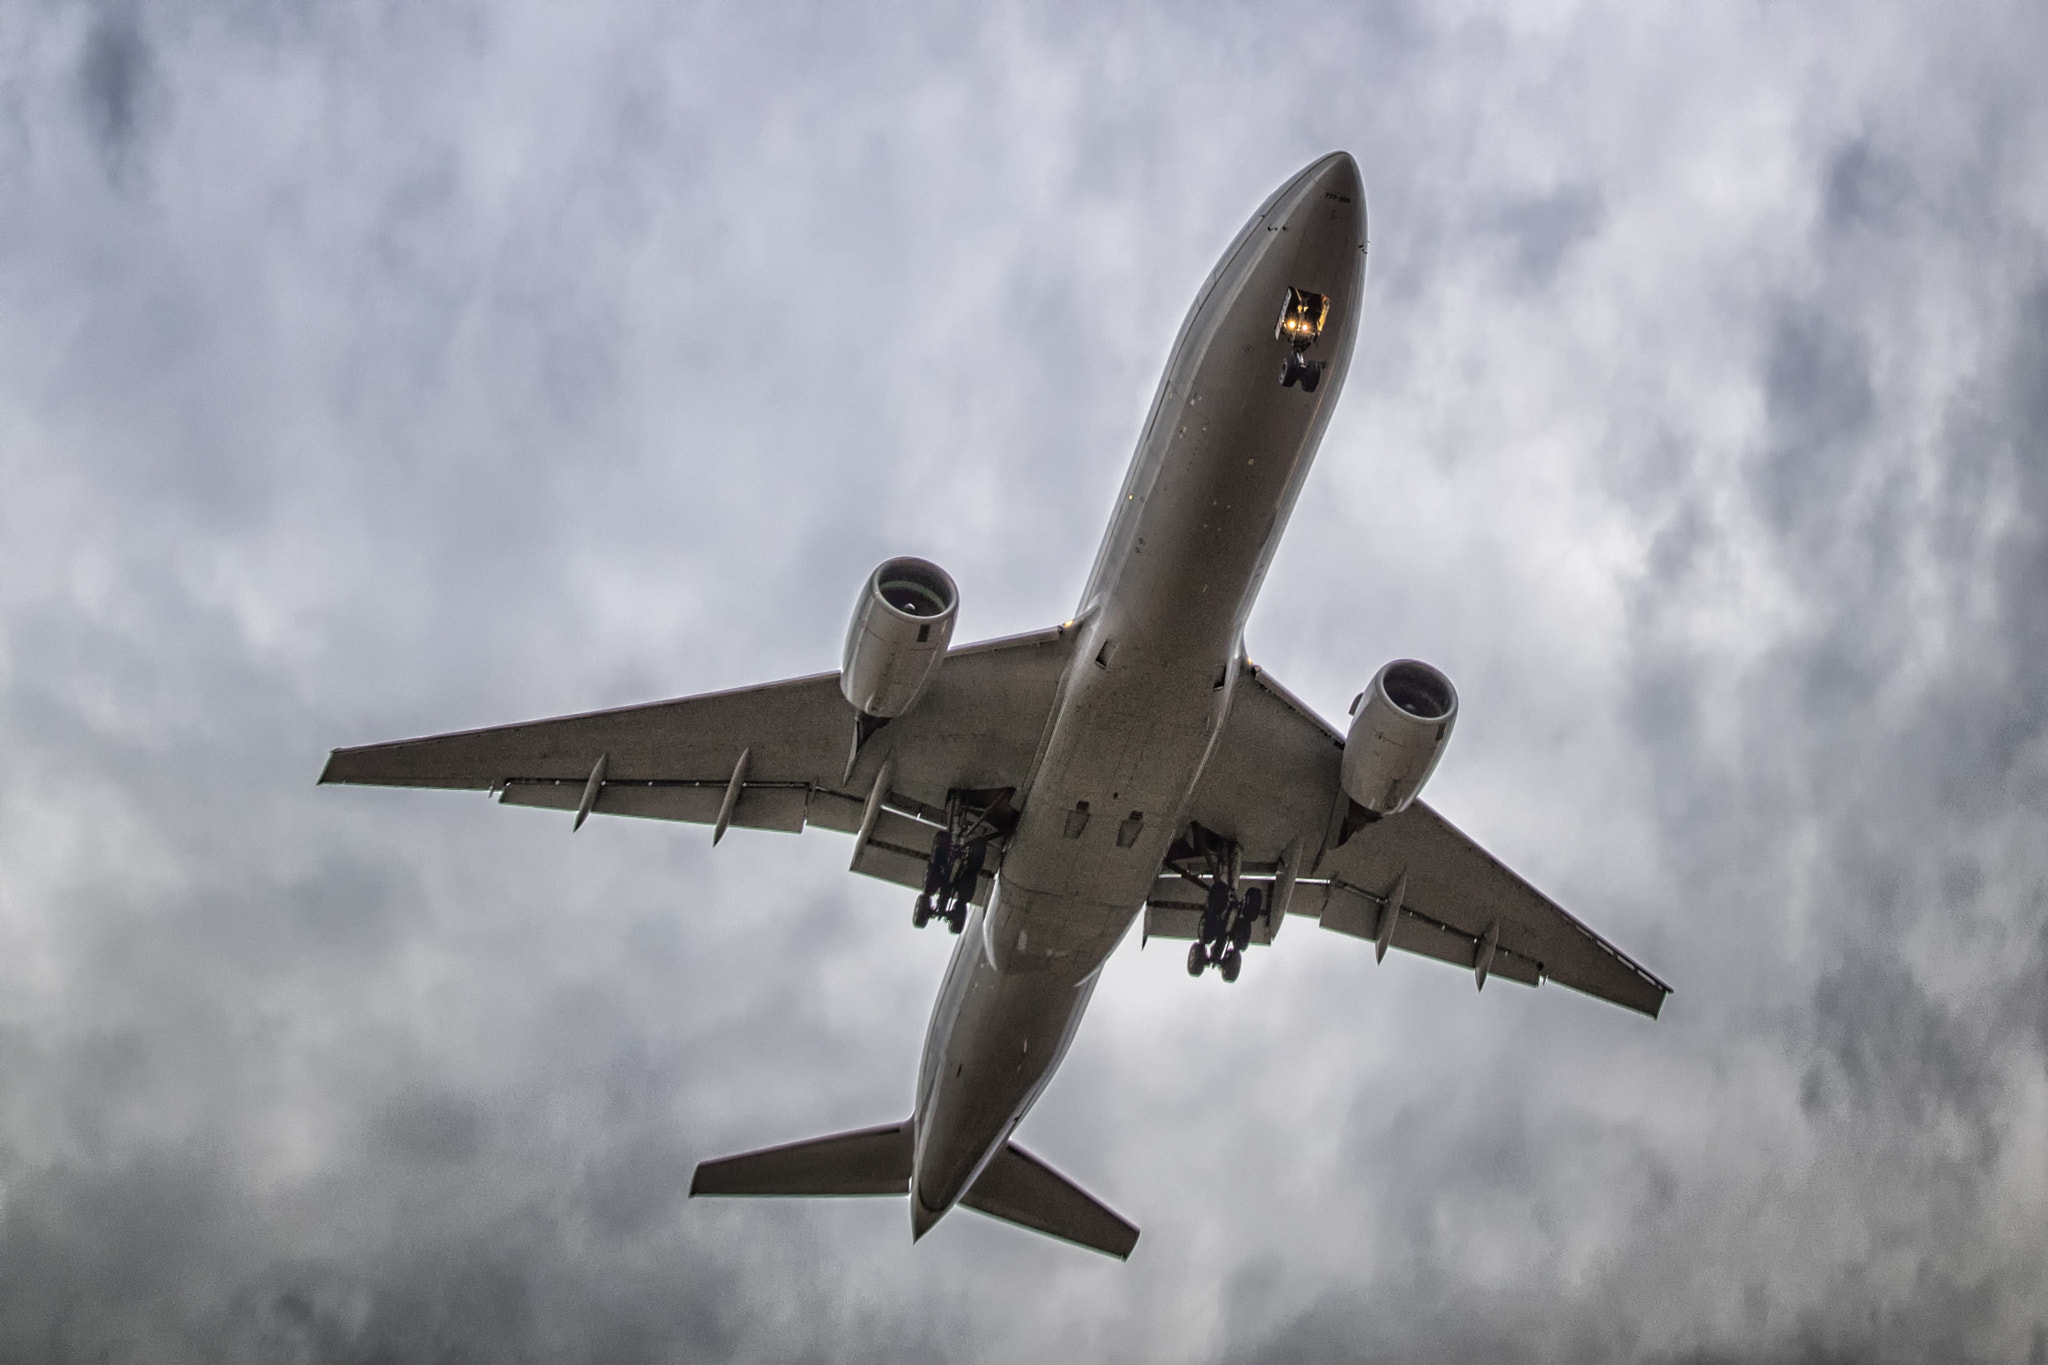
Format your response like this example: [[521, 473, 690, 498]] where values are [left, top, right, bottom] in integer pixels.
[[840, 557, 959, 718], [1341, 659, 1458, 816]]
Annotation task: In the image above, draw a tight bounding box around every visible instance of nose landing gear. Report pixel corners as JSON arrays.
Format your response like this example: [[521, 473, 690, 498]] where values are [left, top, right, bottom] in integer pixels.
[[1280, 351, 1326, 392], [1277, 286, 1331, 394]]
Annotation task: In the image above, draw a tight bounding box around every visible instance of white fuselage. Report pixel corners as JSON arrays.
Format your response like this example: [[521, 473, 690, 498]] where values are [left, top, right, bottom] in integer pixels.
[[910, 154, 1367, 1234]]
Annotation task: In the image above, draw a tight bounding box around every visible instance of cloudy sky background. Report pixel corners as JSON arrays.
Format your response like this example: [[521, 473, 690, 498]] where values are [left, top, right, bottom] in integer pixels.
[[4, 0, 2047, 1359]]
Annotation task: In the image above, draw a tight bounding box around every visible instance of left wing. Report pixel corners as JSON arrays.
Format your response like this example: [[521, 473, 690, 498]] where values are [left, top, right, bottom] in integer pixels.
[[1161, 666, 1671, 1018], [320, 626, 1079, 896]]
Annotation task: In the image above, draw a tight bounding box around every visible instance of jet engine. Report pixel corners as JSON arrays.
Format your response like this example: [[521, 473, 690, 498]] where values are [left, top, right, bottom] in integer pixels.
[[840, 557, 959, 718], [1341, 659, 1458, 816]]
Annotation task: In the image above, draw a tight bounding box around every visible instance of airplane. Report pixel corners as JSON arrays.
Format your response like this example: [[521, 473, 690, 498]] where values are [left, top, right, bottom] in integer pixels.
[[320, 151, 1670, 1261]]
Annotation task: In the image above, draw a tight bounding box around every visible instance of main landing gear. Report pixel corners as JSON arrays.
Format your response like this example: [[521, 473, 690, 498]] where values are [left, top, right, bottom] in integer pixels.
[[914, 828, 980, 935], [1186, 882, 1264, 982], [912, 791, 1014, 936], [1170, 824, 1272, 984]]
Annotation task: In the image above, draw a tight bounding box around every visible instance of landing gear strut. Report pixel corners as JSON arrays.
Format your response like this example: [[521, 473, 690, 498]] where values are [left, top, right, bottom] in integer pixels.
[[1277, 286, 1330, 393], [1185, 884, 1262, 981], [912, 791, 1011, 935], [1172, 825, 1272, 984]]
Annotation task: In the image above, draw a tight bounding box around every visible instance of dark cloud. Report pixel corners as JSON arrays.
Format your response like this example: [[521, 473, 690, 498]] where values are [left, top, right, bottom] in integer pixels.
[[1494, 183, 1606, 288], [3, 0, 2048, 1360], [75, 5, 157, 176]]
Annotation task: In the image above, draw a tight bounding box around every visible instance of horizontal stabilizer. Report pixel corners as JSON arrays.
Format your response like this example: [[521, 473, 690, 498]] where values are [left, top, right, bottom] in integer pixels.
[[961, 1143, 1139, 1260], [690, 1122, 911, 1197]]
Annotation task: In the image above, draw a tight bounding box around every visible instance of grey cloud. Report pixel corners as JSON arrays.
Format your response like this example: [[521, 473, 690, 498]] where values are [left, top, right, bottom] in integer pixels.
[[75, 4, 157, 176], [1494, 183, 1606, 289], [1822, 138, 1913, 236], [5, 0, 2048, 1361]]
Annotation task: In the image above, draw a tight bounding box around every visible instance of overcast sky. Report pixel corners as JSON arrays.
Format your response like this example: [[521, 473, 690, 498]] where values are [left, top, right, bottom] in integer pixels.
[[3, 1, 2047, 1360]]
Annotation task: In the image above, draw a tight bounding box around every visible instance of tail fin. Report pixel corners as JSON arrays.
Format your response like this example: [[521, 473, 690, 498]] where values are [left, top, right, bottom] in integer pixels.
[[690, 1122, 911, 1197], [962, 1143, 1139, 1260]]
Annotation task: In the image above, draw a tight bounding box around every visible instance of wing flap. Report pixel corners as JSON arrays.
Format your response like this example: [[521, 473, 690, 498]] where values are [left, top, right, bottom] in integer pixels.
[[1309, 881, 1542, 986], [497, 779, 811, 832], [961, 1143, 1139, 1260], [1317, 804, 1668, 1016]]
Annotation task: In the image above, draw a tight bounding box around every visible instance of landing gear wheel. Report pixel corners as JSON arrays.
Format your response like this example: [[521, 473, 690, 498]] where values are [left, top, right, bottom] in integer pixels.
[[947, 907, 966, 935], [1186, 942, 1208, 977], [1280, 352, 1326, 392], [1220, 948, 1242, 983], [913, 894, 931, 929]]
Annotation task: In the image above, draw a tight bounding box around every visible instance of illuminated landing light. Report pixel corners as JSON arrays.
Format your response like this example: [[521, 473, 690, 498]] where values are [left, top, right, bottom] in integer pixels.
[[1276, 287, 1330, 346]]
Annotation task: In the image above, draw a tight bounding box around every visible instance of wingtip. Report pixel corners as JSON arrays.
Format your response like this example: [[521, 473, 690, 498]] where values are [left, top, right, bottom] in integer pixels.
[[316, 751, 341, 785]]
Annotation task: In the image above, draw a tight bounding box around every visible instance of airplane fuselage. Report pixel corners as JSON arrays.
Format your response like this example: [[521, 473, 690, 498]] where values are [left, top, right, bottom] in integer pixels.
[[910, 154, 1367, 1234]]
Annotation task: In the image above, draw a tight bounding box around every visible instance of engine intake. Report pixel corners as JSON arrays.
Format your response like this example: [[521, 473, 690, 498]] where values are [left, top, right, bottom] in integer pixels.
[[840, 557, 959, 718], [1341, 659, 1458, 816]]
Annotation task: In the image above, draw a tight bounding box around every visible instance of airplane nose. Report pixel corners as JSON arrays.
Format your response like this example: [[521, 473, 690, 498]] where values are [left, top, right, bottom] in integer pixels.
[[1309, 150, 1362, 204]]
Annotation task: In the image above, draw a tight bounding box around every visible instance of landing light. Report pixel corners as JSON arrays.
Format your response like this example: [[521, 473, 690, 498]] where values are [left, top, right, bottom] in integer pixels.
[[1276, 287, 1330, 347]]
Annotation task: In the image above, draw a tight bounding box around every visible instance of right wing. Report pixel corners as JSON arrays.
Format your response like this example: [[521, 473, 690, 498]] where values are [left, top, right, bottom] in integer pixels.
[[320, 626, 1079, 897], [1161, 665, 1671, 1018]]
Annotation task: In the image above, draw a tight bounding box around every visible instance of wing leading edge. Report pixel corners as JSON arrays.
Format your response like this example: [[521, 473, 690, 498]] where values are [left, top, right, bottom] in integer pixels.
[[1171, 666, 1671, 1018]]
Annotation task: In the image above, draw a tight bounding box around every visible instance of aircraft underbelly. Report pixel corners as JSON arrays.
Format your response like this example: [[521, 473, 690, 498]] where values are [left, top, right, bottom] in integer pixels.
[[990, 280, 1352, 963], [909, 152, 1368, 1228], [912, 913, 1096, 1212]]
